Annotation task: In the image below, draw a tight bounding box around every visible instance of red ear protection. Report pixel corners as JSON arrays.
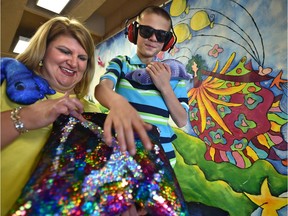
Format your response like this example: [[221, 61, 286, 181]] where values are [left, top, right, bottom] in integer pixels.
[[162, 33, 175, 52], [126, 21, 176, 52], [124, 6, 177, 52], [127, 22, 138, 45]]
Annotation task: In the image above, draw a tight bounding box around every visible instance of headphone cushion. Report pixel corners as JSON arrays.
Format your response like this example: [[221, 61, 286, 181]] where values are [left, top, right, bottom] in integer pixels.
[[162, 34, 175, 51], [127, 23, 138, 44]]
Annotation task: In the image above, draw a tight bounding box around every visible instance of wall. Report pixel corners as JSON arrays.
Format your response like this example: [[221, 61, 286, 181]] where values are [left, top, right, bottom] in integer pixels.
[[90, 0, 288, 215]]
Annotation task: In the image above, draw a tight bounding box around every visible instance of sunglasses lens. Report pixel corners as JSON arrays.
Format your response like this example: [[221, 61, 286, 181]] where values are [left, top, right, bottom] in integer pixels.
[[155, 31, 167, 43], [139, 25, 168, 43], [139, 26, 154, 38]]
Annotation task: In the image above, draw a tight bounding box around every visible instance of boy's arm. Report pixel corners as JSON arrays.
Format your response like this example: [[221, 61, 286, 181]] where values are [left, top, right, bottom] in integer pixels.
[[159, 84, 188, 128], [146, 62, 188, 128], [94, 79, 153, 155]]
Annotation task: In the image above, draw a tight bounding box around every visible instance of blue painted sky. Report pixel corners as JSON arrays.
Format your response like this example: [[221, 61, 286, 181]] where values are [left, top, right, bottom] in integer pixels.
[[166, 0, 287, 76]]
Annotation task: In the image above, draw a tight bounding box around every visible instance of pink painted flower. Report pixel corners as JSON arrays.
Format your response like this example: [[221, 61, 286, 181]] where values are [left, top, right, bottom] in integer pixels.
[[156, 51, 165, 60], [208, 44, 223, 58], [169, 45, 179, 56]]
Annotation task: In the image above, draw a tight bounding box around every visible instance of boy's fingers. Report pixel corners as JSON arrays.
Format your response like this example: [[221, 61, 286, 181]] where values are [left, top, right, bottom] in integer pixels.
[[103, 119, 113, 146]]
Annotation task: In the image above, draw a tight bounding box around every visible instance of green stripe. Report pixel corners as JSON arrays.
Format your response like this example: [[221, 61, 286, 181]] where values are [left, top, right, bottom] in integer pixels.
[[139, 112, 168, 125]]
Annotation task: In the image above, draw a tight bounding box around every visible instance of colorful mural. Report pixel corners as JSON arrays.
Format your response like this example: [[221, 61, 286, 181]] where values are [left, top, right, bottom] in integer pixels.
[[91, 0, 287, 215]]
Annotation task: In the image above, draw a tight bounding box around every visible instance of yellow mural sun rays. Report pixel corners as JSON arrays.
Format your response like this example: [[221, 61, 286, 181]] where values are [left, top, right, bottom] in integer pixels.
[[188, 53, 245, 134]]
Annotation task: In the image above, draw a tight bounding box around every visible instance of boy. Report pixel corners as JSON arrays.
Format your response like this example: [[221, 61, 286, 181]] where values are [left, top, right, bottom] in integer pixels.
[[95, 6, 189, 167]]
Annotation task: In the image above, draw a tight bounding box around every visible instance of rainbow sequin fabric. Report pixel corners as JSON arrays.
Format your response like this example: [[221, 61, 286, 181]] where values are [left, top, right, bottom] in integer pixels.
[[10, 113, 188, 216]]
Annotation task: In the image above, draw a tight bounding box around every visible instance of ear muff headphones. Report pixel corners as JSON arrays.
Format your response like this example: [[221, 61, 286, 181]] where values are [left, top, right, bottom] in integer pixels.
[[124, 7, 177, 52], [126, 22, 138, 45]]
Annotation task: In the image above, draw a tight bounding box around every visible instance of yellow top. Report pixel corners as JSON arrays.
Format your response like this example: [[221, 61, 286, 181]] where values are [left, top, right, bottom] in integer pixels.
[[1, 81, 100, 215]]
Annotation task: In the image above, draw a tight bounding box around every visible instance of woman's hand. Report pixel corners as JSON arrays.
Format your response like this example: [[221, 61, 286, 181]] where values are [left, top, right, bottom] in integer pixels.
[[22, 93, 85, 130], [1, 93, 86, 147]]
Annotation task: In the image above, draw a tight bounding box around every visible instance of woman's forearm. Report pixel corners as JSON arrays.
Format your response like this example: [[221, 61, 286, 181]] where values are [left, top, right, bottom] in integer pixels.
[[1, 110, 22, 148]]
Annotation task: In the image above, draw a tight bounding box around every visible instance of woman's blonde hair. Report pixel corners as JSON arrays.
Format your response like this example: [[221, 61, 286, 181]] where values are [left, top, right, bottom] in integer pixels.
[[16, 16, 95, 98]]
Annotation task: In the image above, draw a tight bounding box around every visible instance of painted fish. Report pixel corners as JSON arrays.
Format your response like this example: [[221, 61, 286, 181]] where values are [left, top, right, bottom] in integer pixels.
[[170, 0, 189, 17], [1, 57, 55, 105], [190, 10, 214, 31], [174, 23, 192, 43], [125, 59, 192, 85]]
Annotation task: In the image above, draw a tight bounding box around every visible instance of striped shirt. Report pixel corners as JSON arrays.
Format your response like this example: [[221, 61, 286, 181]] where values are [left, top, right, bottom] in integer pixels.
[[100, 54, 189, 163]]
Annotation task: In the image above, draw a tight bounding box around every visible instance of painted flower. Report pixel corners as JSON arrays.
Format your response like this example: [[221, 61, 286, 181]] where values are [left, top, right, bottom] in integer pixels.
[[156, 51, 165, 60], [168, 45, 180, 56], [208, 44, 223, 58]]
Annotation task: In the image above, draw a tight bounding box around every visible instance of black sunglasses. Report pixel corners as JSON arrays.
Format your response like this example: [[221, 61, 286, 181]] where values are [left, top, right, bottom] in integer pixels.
[[137, 23, 171, 43]]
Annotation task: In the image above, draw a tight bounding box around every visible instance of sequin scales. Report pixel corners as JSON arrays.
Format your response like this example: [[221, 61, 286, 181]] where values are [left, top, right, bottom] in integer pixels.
[[9, 113, 188, 216]]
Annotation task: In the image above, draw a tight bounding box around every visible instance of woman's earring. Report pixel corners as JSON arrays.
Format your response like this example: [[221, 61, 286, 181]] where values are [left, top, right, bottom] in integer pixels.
[[39, 60, 43, 67]]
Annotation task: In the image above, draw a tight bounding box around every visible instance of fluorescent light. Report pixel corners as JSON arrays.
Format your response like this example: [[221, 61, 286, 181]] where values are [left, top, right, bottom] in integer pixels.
[[13, 36, 30, 54], [36, 0, 70, 14]]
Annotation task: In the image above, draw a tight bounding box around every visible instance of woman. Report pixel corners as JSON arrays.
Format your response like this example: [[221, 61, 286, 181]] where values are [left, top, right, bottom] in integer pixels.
[[0, 16, 99, 215]]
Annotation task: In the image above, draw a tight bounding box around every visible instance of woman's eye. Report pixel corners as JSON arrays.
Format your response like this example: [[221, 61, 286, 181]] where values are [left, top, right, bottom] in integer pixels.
[[62, 50, 70, 55], [57, 47, 87, 61], [58, 48, 70, 55], [79, 56, 88, 61]]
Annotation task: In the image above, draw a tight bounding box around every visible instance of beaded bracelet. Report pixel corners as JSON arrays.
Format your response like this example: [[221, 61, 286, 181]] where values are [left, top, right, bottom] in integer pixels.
[[10, 107, 28, 134]]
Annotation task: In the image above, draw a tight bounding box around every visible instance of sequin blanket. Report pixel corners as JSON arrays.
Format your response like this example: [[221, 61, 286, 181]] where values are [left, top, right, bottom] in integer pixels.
[[9, 113, 188, 216]]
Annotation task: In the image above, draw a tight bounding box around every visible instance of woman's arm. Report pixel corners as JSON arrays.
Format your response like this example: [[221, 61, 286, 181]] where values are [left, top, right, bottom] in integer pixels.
[[1, 110, 22, 147], [1, 93, 86, 148]]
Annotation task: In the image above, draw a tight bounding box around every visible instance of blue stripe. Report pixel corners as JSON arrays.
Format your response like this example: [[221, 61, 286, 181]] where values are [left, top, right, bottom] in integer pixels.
[[161, 142, 174, 152], [160, 134, 177, 143]]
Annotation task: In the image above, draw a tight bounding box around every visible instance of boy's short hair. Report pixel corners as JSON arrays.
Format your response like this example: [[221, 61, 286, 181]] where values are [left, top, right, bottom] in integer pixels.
[[138, 6, 172, 29]]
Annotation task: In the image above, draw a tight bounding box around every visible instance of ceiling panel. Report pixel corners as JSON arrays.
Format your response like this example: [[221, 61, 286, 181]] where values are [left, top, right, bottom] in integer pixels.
[[1, 0, 169, 57]]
